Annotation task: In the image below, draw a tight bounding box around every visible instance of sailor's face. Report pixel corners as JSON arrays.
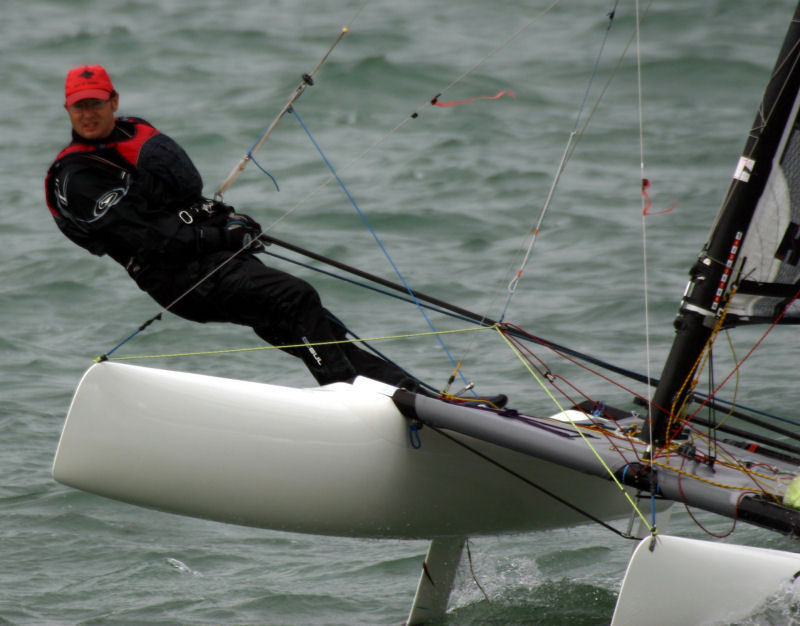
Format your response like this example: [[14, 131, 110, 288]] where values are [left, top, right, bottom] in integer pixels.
[[65, 93, 119, 141]]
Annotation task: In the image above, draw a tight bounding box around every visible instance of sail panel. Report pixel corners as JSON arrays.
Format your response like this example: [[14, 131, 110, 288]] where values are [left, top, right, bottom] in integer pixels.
[[648, 2, 800, 444], [727, 92, 800, 323]]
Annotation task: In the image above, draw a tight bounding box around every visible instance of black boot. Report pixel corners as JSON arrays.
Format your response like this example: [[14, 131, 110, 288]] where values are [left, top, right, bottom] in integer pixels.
[[322, 309, 423, 388]]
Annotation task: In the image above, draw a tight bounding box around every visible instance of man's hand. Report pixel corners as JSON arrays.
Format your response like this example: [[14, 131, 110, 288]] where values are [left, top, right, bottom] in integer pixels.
[[224, 213, 264, 251]]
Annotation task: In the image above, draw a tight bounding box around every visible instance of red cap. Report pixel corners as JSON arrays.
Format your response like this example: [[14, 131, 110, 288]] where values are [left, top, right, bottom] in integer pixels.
[[64, 65, 115, 106]]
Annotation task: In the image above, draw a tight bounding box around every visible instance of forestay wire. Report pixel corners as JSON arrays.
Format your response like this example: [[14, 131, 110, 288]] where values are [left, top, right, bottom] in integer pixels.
[[635, 0, 657, 453], [499, 1, 620, 321]]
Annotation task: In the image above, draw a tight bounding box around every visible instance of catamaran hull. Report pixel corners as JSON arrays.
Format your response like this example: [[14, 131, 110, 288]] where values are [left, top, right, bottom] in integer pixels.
[[612, 534, 800, 625], [52, 362, 633, 539]]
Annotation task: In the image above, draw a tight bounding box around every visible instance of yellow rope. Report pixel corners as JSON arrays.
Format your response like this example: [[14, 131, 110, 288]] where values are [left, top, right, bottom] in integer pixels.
[[708, 330, 740, 431], [97, 325, 493, 362], [659, 428, 786, 496], [665, 285, 738, 445], [494, 326, 655, 534], [104, 317, 783, 527], [492, 322, 785, 509], [650, 458, 784, 497]]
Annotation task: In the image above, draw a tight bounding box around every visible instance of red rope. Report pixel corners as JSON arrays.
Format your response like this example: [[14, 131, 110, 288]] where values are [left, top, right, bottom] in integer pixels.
[[432, 90, 516, 107], [641, 178, 679, 215]]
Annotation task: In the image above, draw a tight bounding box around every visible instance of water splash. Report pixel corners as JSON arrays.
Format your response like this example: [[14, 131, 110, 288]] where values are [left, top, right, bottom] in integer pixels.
[[166, 557, 202, 577]]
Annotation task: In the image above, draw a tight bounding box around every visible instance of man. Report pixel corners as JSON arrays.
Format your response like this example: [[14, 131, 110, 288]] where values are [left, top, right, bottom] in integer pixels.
[[45, 64, 420, 389]]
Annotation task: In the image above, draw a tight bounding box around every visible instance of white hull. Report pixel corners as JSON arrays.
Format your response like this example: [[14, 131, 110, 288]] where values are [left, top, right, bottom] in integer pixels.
[[613, 535, 800, 625], [52, 361, 633, 539]]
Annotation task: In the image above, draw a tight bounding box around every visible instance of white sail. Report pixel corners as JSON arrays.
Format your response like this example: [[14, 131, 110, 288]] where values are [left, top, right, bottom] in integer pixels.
[[727, 87, 800, 321]]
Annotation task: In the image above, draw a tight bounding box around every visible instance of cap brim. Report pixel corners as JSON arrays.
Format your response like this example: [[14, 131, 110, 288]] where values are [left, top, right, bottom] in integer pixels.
[[65, 89, 112, 106]]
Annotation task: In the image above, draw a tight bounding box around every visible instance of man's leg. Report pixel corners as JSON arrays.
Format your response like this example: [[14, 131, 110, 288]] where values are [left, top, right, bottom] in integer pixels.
[[170, 253, 413, 386]]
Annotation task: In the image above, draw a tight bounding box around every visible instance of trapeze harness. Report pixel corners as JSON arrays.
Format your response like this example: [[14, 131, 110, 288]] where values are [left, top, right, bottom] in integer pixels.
[[45, 117, 228, 287]]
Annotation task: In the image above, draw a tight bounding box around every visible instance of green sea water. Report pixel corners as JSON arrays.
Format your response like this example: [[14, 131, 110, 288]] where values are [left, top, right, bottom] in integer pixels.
[[2, 0, 800, 623]]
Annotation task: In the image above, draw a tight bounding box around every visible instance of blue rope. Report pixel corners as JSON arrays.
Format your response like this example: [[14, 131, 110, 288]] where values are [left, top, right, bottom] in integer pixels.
[[98, 313, 162, 361], [409, 423, 422, 449], [573, 1, 619, 132], [289, 105, 464, 378], [239, 123, 281, 191], [249, 154, 280, 191], [651, 492, 656, 527], [101, 328, 142, 360], [592, 400, 607, 417]]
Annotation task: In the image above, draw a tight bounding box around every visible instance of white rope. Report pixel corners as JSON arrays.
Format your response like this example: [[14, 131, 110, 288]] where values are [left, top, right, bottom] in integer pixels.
[[499, 2, 624, 320], [635, 0, 656, 449]]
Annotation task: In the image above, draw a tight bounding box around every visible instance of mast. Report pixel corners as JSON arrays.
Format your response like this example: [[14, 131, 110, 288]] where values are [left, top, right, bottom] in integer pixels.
[[648, 3, 800, 446]]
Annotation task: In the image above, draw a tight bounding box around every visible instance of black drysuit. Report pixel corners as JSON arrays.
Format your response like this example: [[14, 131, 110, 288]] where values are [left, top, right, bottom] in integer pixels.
[[45, 117, 412, 387]]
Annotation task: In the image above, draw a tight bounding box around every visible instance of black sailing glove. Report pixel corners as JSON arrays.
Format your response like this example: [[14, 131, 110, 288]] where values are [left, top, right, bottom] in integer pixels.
[[224, 213, 264, 251]]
